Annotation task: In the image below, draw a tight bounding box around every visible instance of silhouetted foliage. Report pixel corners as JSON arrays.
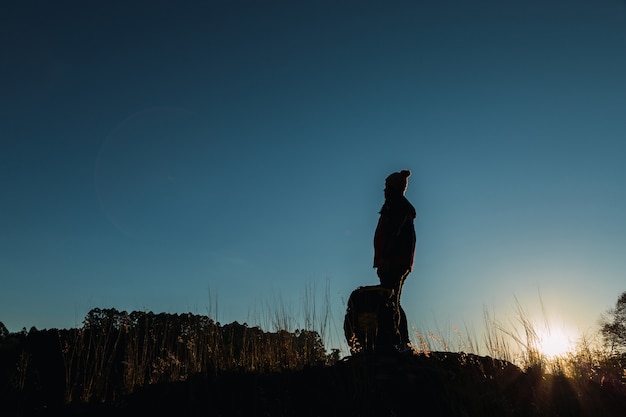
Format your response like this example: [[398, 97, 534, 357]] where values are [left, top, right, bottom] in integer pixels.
[[0, 321, 8, 340], [600, 291, 626, 354], [3, 309, 626, 416], [0, 308, 329, 410]]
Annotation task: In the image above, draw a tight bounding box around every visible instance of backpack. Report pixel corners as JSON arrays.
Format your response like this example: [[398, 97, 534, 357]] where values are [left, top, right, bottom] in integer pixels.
[[343, 285, 401, 354]]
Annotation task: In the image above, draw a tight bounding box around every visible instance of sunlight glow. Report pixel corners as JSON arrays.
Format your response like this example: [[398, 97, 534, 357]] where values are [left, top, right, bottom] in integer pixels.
[[536, 325, 576, 358]]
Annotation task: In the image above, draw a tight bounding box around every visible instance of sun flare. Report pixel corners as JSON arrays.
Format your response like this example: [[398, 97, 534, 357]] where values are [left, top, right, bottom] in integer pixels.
[[536, 325, 575, 358]]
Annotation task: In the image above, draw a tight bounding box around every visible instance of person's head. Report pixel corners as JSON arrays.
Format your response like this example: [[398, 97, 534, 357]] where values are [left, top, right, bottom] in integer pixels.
[[384, 170, 411, 198]]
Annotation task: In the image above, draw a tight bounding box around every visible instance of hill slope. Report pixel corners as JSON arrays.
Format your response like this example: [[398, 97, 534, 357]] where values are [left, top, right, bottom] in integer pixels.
[[21, 351, 626, 417]]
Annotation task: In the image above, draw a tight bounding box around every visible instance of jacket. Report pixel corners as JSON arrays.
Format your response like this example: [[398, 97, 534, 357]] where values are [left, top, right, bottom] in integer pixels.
[[373, 195, 416, 271]]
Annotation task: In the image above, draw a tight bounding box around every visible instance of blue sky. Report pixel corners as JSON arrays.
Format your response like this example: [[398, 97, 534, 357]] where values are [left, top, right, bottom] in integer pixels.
[[2, 0, 626, 355]]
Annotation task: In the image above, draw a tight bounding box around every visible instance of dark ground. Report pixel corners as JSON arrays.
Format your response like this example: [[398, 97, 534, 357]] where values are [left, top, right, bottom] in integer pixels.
[[10, 351, 626, 417]]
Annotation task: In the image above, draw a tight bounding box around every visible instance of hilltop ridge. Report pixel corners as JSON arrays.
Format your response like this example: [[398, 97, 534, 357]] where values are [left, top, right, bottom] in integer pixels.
[[12, 349, 626, 417]]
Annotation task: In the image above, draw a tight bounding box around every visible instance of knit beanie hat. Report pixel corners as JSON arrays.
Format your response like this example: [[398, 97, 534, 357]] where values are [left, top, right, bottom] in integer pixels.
[[385, 170, 411, 193]]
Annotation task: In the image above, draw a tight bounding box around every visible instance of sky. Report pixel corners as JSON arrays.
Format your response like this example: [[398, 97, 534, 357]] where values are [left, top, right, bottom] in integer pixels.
[[2, 0, 626, 356]]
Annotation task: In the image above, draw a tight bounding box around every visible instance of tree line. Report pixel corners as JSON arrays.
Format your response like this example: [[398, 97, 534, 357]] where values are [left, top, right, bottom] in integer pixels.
[[0, 308, 333, 409]]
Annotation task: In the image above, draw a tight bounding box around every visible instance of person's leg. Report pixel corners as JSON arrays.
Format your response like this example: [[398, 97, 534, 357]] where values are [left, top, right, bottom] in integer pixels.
[[396, 270, 410, 346], [376, 267, 395, 290], [377, 267, 410, 348], [398, 305, 409, 345], [376, 267, 401, 348]]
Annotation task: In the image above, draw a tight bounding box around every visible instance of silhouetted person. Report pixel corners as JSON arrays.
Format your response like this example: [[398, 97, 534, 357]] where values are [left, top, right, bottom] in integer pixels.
[[374, 169, 416, 348]]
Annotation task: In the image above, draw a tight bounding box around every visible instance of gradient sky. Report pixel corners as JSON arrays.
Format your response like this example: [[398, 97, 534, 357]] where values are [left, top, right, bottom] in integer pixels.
[[2, 0, 626, 355]]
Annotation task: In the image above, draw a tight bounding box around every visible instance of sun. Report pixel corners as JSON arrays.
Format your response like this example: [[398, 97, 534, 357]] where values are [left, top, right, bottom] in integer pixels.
[[536, 325, 576, 358]]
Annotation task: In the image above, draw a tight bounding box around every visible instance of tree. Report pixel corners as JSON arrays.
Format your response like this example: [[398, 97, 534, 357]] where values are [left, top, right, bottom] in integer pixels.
[[600, 291, 626, 354], [0, 321, 8, 340]]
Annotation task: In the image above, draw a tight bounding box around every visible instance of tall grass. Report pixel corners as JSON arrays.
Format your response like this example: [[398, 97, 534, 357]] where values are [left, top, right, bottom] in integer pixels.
[[409, 296, 625, 394], [57, 308, 333, 403], [5, 286, 625, 407], [54, 282, 341, 403]]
